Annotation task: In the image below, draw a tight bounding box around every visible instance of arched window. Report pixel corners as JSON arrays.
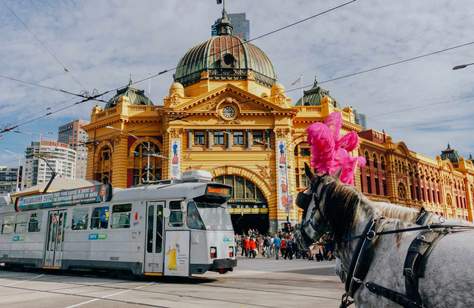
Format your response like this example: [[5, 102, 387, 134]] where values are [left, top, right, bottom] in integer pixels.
[[372, 154, 378, 169], [398, 183, 407, 200], [133, 142, 162, 185], [446, 194, 453, 208], [97, 145, 112, 184], [381, 156, 386, 171], [365, 151, 370, 166]]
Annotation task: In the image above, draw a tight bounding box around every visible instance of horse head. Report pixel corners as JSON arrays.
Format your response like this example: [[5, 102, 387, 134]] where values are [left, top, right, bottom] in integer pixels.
[[295, 163, 359, 250]]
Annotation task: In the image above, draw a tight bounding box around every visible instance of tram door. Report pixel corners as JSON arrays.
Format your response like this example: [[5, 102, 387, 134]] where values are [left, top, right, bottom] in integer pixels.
[[144, 201, 164, 274], [43, 210, 67, 268]]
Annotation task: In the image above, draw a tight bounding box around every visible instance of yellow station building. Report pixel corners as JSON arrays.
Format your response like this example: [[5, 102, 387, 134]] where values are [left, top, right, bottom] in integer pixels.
[[84, 10, 474, 232]]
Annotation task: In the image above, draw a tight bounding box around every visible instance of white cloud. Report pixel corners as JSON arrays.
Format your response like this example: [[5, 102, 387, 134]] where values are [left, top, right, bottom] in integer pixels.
[[0, 0, 473, 165]]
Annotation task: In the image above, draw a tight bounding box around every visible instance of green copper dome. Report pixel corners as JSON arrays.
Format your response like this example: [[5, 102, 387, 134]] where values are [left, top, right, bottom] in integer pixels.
[[441, 144, 460, 164], [105, 82, 153, 109], [295, 77, 338, 107], [174, 10, 276, 87]]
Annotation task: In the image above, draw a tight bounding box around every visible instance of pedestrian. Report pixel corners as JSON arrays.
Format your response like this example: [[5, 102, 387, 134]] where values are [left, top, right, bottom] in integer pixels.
[[280, 236, 287, 259], [273, 234, 281, 260], [249, 237, 257, 258], [263, 235, 271, 258], [286, 236, 294, 260], [244, 236, 250, 257], [257, 235, 264, 256]]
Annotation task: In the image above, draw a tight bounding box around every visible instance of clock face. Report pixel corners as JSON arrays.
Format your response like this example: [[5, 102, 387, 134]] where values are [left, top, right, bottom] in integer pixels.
[[222, 106, 236, 119]]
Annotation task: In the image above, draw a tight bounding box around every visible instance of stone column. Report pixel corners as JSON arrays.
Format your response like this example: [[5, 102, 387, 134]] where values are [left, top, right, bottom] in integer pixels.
[[246, 130, 252, 149], [226, 129, 232, 150], [111, 136, 128, 188], [207, 130, 213, 149], [187, 130, 193, 150]]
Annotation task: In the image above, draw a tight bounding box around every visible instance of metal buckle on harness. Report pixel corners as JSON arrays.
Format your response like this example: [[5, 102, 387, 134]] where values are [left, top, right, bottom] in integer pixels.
[[340, 293, 354, 308], [366, 230, 376, 240]]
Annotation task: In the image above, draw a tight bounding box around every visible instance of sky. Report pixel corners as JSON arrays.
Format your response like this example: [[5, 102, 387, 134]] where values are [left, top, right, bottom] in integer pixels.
[[0, 0, 473, 166]]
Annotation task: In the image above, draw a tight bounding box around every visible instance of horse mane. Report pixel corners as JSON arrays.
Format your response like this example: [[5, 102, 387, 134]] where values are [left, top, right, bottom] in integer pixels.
[[322, 181, 363, 242], [321, 179, 425, 241], [370, 200, 420, 223]]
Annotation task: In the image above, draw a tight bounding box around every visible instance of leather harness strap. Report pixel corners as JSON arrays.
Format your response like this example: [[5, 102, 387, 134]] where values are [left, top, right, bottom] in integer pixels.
[[403, 229, 448, 307], [365, 282, 423, 308], [340, 218, 382, 307]]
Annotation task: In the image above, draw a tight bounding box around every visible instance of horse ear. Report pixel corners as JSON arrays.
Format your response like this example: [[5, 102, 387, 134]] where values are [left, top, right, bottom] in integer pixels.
[[304, 163, 315, 180], [334, 168, 342, 180]]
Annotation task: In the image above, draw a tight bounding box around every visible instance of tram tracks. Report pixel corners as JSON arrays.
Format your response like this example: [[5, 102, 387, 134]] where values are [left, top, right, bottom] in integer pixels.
[[0, 270, 341, 307], [0, 273, 275, 308]]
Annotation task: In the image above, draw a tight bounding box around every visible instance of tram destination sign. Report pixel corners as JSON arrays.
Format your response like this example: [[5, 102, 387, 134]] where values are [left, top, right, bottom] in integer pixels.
[[15, 184, 113, 212]]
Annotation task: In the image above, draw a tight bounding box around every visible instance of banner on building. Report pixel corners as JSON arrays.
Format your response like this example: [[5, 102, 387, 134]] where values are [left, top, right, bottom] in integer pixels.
[[169, 138, 181, 179], [276, 139, 291, 211]]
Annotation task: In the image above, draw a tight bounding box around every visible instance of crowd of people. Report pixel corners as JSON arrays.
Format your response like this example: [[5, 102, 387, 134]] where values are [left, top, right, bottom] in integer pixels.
[[234, 228, 335, 261]]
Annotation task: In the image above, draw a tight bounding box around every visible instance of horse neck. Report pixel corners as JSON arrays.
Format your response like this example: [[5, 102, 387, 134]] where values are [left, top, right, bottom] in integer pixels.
[[335, 197, 374, 268]]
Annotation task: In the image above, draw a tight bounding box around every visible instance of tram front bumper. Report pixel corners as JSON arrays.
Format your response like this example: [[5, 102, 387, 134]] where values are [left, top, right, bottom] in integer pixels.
[[209, 258, 237, 273]]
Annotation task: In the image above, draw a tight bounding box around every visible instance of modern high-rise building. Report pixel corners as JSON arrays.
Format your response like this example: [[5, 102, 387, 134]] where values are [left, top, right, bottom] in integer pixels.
[[212, 12, 249, 41], [0, 166, 19, 194], [58, 119, 89, 179], [21, 140, 77, 189]]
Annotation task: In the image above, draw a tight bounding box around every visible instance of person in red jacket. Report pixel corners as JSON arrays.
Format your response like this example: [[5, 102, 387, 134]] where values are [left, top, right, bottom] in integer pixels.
[[280, 237, 287, 259], [249, 237, 257, 258], [243, 236, 250, 257]]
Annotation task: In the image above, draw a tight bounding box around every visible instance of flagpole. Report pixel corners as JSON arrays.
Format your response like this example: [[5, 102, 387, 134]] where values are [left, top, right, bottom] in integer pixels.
[[301, 75, 304, 105]]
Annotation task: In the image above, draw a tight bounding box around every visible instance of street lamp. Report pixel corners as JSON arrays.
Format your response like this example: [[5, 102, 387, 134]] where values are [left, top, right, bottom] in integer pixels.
[[452, 62, 474, 70], [105, 126, 158, 183]]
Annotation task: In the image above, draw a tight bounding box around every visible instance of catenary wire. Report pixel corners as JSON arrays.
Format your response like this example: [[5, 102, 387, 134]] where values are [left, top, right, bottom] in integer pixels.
[[0, 0, 355, 122], [108, 0, 358, 91], [284, 40, 474, 93], [0, 90, 110, 135], [0, 74, 98, 99], [1, 0, 87, 91]]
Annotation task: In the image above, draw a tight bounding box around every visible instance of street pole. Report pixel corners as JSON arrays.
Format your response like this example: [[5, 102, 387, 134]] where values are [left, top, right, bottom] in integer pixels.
[[146, 141, 151, 182]]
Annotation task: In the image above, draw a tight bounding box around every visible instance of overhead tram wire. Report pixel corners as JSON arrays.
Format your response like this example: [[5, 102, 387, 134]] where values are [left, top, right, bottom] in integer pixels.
[[0, 74, 106, 102], [107, 0, 358, 92], [0, 90, 110, 136], [284, 40, 474, 94], [1, 0, 87, 91], [1, 1, 357, 137]]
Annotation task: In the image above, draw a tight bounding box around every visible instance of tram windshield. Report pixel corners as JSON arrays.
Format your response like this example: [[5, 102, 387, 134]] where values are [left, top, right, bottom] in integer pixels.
[[188, 199, 233, 231]]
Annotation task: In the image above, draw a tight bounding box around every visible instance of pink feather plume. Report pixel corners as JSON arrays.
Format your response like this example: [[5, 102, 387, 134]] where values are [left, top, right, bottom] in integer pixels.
[[306, 112, 366, 185]]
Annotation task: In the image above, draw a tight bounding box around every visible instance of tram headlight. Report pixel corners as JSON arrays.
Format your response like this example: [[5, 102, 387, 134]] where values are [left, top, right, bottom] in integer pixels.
[[228, 246, 234, 258], [210, 246, 217, 259]]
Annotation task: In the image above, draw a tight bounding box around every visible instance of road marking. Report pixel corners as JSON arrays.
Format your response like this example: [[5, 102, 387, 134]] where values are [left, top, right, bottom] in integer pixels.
[[63, 282, 154, 308], [4, 274, 44, 287]]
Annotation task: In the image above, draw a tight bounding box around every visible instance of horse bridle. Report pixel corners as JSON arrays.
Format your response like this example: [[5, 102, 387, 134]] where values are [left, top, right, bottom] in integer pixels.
[[295, 175, 334, 249]]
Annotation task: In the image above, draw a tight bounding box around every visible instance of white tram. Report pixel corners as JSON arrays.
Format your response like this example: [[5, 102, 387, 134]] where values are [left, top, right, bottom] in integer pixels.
[[0, 171, 237, 277]]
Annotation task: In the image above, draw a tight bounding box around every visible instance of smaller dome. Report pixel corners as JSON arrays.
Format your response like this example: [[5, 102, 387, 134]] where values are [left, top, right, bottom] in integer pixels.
[[169, 82, 184, 97], [295, 77, 338, 107], [105, 81, 153, 109], [440, 144, 460, 164]]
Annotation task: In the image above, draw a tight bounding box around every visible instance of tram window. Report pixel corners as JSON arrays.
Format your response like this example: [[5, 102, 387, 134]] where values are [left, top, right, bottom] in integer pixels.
[[28, 213, 41, 232], [156, 205, 163, 253], [168, 201, 183, 227], [187, 201, 205, 230], [111, 204, 131, 229], [72, 208, 89, 230], [91, 206, 109, 229], [15, 214, 28, 234], [1, 216, 15, 234]]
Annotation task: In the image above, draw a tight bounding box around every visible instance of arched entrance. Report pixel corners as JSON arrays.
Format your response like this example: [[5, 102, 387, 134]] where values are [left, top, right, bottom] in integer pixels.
[[214, 175, 269, 234]]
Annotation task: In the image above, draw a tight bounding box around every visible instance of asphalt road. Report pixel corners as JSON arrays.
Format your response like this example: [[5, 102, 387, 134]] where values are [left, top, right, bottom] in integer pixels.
[[0, 258, 343, 308]]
